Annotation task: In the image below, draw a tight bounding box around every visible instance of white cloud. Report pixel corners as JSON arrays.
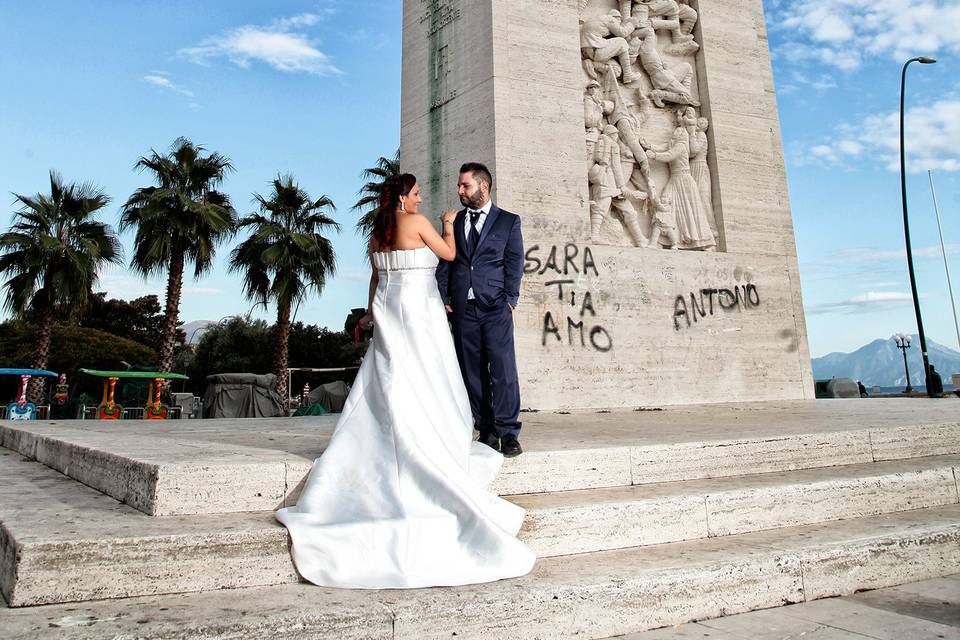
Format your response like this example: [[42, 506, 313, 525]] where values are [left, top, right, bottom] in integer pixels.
[[830, 243, 960, 263], [271, 12, 329, 30], [178, 12, 341, 77], [771, 0, 960, 70], [800, 99, 960, 172], [808, 290, 925, 315], [143, 73, 195, 98], [777, 69, 838, 94], [96, 271, 163, 301]]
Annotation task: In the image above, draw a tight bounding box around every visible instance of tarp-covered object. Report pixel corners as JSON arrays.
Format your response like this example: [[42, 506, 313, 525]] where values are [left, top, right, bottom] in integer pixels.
[[307, 380, 350, 414], [815, 377, 860, 399], [203, 373, 285, 418]]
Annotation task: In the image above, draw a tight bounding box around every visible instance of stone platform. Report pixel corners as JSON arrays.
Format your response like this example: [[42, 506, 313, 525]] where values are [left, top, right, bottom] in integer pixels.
[[2, 399, 960, 638], [2, 400, 958, 515]]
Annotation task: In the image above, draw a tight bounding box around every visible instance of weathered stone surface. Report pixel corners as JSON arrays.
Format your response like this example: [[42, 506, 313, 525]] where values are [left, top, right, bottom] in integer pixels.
[[4, 400, 960, 517], [744, 506, 960, 602], [516, 484, 709, 556], [490, 446, 633, 495], [0, 450, 297, 607], [4, 507, 960, 639], [798, 526, 960, 601], [703, 457, 960, 537], [514, 455, 960, 555], [871, 422, 960, 461], [2, 584, 395, 640], [5, 441, 959, 607], [630, 430, 873, 485], [0, 422, 314, 516], [386, 540, 803, 640]]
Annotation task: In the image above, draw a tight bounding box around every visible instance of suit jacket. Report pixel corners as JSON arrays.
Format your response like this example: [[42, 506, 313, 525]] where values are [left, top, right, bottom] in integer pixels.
[[436, 204, 524, 314]]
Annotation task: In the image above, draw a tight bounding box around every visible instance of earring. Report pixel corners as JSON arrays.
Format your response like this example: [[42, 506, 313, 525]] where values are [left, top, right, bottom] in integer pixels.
[[400, 199, 406, 214]]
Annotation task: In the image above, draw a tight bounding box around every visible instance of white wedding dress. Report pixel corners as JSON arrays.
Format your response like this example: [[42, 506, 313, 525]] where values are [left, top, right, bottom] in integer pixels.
[[276, 246, 535, 589]]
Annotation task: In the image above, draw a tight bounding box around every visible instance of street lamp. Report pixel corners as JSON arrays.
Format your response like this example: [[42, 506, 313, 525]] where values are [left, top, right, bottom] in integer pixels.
[[899, 56, 936, 397], [893, 333, 913, 394]]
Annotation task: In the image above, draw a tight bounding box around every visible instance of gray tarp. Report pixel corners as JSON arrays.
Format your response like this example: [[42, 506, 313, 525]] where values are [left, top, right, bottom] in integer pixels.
[[824, 377, 859, 398], [203, 373, 285, 418], [306, 380, 350, 414]]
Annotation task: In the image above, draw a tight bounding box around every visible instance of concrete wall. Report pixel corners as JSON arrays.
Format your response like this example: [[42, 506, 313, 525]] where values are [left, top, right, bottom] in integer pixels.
[[401, 0, 813, 410]]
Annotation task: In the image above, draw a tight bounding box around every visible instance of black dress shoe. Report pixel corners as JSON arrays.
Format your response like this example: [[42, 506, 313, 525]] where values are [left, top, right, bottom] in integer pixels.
[[478, 432, 500, 452], [501, 435, 522, 458]]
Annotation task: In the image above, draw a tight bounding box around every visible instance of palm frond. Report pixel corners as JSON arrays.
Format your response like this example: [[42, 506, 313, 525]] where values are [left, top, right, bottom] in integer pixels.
[[351, 149, 400, 239], [232, 174, 339, 314], [1, 170, 119, 316]]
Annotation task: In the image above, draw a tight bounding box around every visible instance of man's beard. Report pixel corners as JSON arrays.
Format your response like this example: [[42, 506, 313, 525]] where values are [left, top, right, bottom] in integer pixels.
[[460, 192, 485, 209]]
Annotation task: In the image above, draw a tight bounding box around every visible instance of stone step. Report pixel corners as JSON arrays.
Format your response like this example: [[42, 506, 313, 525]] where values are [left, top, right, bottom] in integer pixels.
[[0, 449, 297, 608], [515, 453, 960, 557], [3, 448, 958, 607], [3, 399, 959, 516], [0, 421, 317, 517], [3, 504, 959, 639]]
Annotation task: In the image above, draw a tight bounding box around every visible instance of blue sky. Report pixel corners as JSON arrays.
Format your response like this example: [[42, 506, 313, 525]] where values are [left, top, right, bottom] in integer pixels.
[[1, 1, 959, 358]]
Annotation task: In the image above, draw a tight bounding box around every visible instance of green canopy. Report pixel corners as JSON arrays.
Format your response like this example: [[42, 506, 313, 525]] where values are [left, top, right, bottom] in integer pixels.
[[79, 369, 189, 381]]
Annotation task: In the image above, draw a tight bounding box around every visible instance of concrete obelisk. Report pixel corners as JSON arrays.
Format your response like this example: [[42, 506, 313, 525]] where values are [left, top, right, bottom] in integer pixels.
[[401, 0, 813, 410]]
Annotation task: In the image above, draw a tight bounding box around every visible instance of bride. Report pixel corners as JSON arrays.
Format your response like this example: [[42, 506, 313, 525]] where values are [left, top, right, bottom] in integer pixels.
[[275, 173, 536, 589]]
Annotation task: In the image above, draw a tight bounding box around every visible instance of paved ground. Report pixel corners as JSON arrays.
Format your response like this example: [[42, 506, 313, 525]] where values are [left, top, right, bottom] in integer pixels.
[[614, 574, 960, 639]]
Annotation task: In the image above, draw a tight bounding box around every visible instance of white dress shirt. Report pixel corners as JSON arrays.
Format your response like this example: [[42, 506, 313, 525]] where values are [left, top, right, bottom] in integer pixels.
[[465, 200, 492, 300]]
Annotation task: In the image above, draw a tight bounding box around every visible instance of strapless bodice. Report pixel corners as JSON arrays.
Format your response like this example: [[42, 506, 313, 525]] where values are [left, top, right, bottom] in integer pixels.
[[372, 246, 439, 272]]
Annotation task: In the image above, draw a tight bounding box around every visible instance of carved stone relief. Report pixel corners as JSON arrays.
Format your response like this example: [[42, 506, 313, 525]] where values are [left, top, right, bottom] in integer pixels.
[[580, 0, 718, 251]]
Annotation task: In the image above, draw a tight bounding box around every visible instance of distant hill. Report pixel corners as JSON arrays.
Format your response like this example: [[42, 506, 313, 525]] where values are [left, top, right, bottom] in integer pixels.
[[182, 320, 216, 344], [812, 335, 960, 387]]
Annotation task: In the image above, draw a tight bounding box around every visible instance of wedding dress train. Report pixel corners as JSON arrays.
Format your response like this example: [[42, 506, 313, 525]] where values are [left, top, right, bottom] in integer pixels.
[[275, 246, 535, 588]]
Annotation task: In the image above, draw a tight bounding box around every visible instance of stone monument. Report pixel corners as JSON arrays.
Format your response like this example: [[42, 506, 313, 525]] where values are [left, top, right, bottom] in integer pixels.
[[401, 0, 813, 409]]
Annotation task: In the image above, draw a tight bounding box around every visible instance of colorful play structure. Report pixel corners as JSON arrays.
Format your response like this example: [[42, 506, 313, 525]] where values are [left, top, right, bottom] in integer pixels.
[[79, 369, 190, 420], [0, 368, 59, 420]]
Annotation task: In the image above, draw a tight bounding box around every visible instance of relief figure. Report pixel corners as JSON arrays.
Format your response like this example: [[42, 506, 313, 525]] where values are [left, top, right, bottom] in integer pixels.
[[646, 123, 716, 250], [580, 10, 641, 85]]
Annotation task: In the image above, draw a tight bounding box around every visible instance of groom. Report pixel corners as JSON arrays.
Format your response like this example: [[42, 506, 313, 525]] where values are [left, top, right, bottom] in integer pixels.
[[436, 162, 525, 457]]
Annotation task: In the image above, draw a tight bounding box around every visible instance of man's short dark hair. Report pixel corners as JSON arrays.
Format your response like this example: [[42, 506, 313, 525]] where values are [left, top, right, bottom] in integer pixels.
[[459, 162, 492, 189]]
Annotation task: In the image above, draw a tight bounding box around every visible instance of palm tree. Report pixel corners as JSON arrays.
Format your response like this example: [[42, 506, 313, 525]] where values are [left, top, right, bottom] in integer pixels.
[[351, 149, 399, 240], [230, 175, 340, 403], [120, 137, 237, 372], [0, 171, 122, 401]]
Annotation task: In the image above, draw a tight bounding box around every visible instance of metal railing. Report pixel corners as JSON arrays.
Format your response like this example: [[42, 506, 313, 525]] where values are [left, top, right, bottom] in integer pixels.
[[80, 404, 187, 420]]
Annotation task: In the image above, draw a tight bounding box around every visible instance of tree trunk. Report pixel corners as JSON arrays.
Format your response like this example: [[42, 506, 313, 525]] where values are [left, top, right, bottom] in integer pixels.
[[27, 294, 54, 403], [158, 247, 186, 373], [273, 302, 291, 409]]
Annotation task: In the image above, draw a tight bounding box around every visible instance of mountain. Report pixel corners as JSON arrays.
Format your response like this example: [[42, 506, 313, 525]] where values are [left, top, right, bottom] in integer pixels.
[[182, 320, 216, 345], [812, 335, 960, 387]]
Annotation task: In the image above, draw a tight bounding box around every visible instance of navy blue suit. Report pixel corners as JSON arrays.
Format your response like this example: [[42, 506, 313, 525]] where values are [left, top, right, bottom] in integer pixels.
[[436, 204, 524, 439]]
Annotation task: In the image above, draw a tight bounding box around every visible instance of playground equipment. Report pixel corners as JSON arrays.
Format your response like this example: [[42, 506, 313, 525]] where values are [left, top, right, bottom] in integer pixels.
[[79, 369, 189, 420], [1, 368, 58, 420]]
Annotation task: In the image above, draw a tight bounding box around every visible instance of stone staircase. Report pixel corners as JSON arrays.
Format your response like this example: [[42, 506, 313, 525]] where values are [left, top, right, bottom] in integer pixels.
[[1, 400, 959, 639]]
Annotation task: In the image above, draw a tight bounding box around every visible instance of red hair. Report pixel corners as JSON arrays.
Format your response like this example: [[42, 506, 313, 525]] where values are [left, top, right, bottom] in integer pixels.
[[373, 173, 416, 248]]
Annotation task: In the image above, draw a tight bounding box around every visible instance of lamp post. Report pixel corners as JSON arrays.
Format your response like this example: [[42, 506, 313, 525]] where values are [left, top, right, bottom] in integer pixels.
[[893, 333, 913, 394], [899, 56, 936, 397]]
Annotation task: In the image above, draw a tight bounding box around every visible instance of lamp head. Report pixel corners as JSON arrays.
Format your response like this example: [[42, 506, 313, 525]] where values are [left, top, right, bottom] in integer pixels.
[[918, 57, 937, 64], [894, 334, 903, 346]]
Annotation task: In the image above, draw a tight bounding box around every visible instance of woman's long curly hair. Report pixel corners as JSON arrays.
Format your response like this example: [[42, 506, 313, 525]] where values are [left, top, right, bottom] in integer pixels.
[[372, 173, 417, 249]]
